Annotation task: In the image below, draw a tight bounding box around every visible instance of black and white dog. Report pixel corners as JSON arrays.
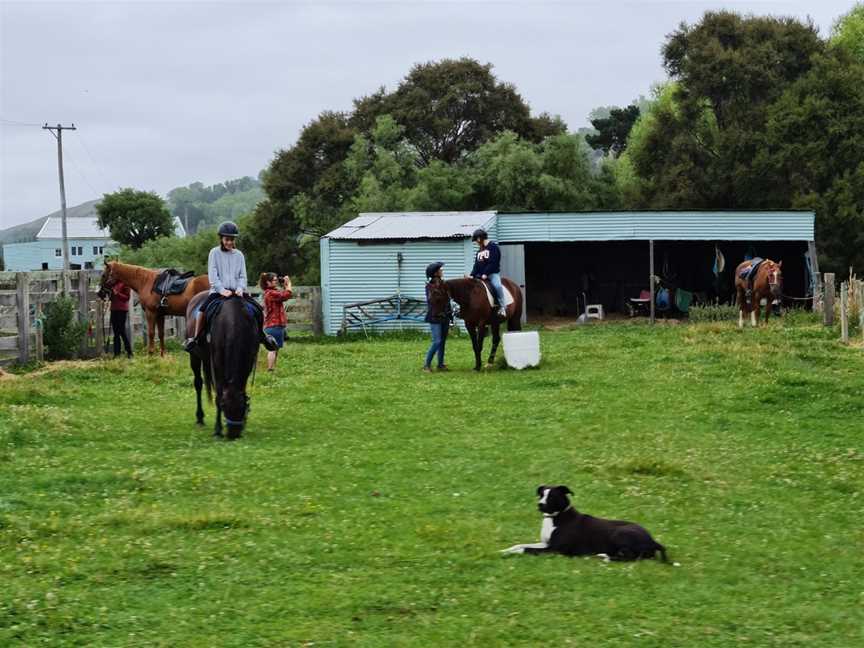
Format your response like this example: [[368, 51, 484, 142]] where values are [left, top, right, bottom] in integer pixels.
[[500, 485, 670, 562]]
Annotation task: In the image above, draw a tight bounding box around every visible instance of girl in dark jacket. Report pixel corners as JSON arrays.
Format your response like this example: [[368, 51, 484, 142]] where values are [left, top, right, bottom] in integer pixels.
[[423, 262, 452, 372], [110, 280, 133, 358]]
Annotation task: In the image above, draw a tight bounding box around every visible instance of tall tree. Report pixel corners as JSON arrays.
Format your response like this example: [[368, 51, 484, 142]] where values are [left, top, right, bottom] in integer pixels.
[[585, 104, 641, 156], [354, 58, 566, 165], [96, 188, 174, 249]]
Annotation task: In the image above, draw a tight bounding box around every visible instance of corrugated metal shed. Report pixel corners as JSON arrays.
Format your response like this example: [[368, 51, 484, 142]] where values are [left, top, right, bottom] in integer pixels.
[[327, 211, 497, 240], [496, 211, 814, 242], [320, 212, 495, 335], [320, 209, 816, 335]]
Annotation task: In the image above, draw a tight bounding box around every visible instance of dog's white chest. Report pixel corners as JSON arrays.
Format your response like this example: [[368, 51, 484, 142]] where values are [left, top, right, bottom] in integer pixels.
[[540, 517, 554, 544]]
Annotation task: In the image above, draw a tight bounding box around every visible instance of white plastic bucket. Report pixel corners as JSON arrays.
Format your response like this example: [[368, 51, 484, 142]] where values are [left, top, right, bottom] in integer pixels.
[[502, 331, 541, 370]]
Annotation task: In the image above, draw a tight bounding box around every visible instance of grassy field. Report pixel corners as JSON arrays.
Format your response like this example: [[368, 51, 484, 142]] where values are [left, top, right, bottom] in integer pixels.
[[1, 320, 863, 647]]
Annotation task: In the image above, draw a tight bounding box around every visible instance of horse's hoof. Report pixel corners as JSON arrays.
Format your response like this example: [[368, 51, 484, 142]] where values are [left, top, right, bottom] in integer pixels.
[[196, 419, 204, 427]]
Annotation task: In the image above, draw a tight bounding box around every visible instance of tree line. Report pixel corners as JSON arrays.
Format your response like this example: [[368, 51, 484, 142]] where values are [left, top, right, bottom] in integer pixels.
[[103, 5, 863, 282]]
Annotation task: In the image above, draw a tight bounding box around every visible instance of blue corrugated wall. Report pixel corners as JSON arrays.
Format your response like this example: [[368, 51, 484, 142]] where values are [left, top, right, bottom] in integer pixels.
[[496, 211, 814, 242], [321, 239, 476, 335]]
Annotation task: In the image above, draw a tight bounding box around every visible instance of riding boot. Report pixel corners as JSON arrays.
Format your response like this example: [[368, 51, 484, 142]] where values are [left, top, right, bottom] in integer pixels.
[[261, 331, 278, 352], [183, 311, 205, 352]]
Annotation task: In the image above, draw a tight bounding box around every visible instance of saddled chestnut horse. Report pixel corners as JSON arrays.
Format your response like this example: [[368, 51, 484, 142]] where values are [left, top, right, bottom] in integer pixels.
[[429, 277, 523, 371], [99, 261, 209, 355], [734, 259, 783, 328], [185, 291, 259, 439]]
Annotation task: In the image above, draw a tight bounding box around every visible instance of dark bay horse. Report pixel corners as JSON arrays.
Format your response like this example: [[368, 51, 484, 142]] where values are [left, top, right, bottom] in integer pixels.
[[734, 259, 783, 328], [430, 277, 523, 371], [185, 292, 260, 439], [99, 261, 209, 356]]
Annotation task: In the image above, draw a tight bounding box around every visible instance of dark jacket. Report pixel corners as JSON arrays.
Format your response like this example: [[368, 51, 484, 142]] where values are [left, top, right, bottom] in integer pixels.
[[471, 242, 501, 277], [425, 281, 452, 324]]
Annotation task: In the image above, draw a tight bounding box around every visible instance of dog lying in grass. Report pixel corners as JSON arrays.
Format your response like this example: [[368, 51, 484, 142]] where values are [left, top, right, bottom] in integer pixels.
[[500, 485, 671, 563]]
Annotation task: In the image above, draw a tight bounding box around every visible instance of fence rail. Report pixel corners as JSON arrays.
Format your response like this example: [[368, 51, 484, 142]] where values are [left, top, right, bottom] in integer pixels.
[[0, 270, 322, 366]]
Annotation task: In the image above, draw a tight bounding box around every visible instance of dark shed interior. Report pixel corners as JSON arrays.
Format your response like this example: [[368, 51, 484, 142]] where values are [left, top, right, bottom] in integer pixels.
[[525, 240, 811, 316]]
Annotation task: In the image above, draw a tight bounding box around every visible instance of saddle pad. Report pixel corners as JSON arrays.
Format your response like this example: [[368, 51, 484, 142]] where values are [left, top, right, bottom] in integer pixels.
[[738, 258, 764, 281], [481, 282, 515, 308]]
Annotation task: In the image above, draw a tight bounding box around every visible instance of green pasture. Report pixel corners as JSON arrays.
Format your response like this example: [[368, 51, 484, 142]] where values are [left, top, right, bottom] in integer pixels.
[[1, 321, 862, 647]]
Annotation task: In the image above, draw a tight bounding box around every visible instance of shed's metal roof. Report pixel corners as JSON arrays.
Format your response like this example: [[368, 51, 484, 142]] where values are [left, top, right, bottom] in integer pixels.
[[325, 211, 497, 240]]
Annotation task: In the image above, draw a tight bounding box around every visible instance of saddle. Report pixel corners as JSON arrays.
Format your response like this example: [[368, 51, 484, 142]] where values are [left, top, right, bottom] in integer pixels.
[[738, 258, 764, 285], [479, 279, 514, 309], [738, 258, 764, 304], [154, 269, 195, 309]]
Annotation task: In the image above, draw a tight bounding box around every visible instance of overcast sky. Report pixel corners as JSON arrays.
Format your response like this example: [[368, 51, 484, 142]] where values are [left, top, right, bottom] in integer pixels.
[[0, 0, 855, 229]]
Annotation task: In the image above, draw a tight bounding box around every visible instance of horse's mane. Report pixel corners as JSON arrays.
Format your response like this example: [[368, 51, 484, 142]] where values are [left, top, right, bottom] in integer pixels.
[[444, 278, 480, 305]]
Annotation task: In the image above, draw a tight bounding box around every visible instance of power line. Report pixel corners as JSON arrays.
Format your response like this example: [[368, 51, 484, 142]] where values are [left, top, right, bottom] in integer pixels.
[[0, 118, 44, 127], [71, 129, 115, 191]]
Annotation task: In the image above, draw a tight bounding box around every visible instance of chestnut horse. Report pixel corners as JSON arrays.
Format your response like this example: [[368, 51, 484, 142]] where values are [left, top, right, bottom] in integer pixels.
[[430, 277, 523, 371], [734, 259, 783, 328], [100, 261, 209, 355]]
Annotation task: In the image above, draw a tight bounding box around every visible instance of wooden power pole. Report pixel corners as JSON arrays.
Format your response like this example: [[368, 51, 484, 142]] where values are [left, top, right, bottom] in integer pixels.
[[43, 122, 76, 293]]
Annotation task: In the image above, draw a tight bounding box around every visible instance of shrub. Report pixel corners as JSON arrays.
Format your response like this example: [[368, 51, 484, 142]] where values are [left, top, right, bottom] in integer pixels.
[[42, 296, 87, 360], [688, 303, 738, 323]]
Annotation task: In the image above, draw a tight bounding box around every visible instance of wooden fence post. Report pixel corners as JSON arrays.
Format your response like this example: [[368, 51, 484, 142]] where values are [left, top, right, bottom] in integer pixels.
[[95, 298, 105, 356], [840, 281, 848, 344], [823, 273, 835, 327], [812, 272, 823, 314], [77, 271, 90, 356], [17, 272, 30, 363], [311, 288, 323, 336], [35, 302, 44, 362]]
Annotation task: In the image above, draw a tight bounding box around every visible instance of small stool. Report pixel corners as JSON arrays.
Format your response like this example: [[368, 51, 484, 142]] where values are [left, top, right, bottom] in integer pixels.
[[586, 304, 605, 320]]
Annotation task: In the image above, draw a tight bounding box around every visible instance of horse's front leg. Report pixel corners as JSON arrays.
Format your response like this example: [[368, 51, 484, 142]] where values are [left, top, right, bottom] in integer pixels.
[[467, 325, 482, 371], [752, 298, 760, 327], [157, 316, 166, 357], [214, 394, 224, 437], [488, 323, 501, 366], [191, 354, 204, 426], [145, 311, 157, 354]]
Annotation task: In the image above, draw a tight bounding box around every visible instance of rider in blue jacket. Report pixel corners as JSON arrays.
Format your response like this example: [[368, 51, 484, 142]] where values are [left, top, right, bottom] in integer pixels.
[[470, 228, 507, 318]]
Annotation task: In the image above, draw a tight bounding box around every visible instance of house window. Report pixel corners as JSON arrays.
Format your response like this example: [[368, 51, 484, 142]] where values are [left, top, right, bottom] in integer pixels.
[[99, 246, 104, 254], [72, 246, 82, 256], [93, 246, 99, 255], [84, 262, 94, 269], [55, 248, 62, 257], [42, 263, 49, 270]]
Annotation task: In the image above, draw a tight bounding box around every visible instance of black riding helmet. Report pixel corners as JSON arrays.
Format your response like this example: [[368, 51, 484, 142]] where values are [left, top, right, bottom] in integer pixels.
[[426, 261, 445, 279], [471, 228, 487, 242], [218, 221, 240, 238]]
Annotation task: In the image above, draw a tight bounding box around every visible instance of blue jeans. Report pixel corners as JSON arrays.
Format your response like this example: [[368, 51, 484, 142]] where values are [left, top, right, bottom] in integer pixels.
[[488, 273, 506, 309], [425, 322, 448, 368]]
